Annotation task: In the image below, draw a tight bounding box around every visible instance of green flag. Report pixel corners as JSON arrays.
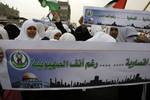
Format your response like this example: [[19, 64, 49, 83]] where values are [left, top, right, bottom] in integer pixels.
[[39, 0, 60, 11]]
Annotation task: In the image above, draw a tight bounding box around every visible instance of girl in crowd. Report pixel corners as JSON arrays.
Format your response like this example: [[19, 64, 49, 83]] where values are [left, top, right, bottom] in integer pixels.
[[45, 27, 62, 41], [0, 26, 22, 100], [36, 22, 47, 39], [116, 26, 139, 42], [135, 32, 150, 43], [59, 32, 76, 41], [86, 25, 116, 42], [15, 19, 40, 40], [105, 26, 119, 39]]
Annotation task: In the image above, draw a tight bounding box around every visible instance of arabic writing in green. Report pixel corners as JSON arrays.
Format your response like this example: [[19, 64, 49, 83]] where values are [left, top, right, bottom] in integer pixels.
[[126, 58, 149, 69], [32, 59, 98, 70]]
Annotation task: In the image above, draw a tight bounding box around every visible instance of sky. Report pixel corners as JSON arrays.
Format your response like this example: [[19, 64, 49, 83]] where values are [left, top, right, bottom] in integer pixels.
[[1, 0, 150, 24]]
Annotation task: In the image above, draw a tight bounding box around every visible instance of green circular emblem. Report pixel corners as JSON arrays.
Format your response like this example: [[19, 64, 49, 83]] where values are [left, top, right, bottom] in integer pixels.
[[10, 51, 30, 70]]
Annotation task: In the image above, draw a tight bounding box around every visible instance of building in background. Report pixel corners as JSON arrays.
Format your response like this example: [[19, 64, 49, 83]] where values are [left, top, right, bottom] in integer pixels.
[[0, 15, 8, 26], [0, 2, 26, 26], [58, 1, 71, 24]]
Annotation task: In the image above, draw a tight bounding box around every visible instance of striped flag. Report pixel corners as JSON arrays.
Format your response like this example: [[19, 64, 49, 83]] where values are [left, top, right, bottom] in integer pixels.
[[105, 0, 127, 9], [38, 0, 60, 11]]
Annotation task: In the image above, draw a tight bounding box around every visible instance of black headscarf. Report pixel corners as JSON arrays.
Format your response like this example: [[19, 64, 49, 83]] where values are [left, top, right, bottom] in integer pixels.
[[74, 25, 92, 41], [4, 24, 20, 39]]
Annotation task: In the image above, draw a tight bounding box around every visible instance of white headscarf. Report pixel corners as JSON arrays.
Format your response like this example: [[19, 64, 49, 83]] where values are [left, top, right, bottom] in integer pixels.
[[90, 25, 103, 36], [36, 22, 46, 38], [45, 27, 62, 40], [0, 26, 9, 39], [116, 26, 139, 42], [87, 25, 116, 42], [86, 31, 116, 42], [105, 26, 117, 34], [46, 26, 56, 32], [59, 32, 76, 41], [45, 26, 55, 36], [0, 47, 11, 88], [15, 19, 40, 40]]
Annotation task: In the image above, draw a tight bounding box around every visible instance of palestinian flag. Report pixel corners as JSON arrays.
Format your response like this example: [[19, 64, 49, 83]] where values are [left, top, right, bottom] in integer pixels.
[[105, 0, 127, 9], [38, 0, 60, 11]]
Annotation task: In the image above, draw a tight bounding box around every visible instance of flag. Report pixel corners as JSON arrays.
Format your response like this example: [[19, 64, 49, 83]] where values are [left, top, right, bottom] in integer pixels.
[[105, 0, 127, 9], [38, 0, 60, 11]]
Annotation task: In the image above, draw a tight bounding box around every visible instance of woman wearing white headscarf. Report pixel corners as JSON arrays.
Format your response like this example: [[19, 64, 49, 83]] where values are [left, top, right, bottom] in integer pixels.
[[116, 26, 139, 42], [36, 22, 47, 38], [15, 19, 40, 40], [0, 37, 22, 100], [59, 32, 76, 41], [86, 25, 116, 42], [45, 27, 62, 41], [0, 26, 9, 40], [105, 26, 119, 39]]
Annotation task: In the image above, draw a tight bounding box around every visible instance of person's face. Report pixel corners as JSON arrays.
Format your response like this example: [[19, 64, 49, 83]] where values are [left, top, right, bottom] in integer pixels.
[[27, 26, 37, 38], [110, 27, 118, 39], [135, 32, 149, 43], [54, 32, 62, 40]]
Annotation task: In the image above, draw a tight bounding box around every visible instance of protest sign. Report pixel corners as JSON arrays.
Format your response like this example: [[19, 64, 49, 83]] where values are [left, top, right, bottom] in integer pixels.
[[83, 6, 150, 32], [0, 41, 150, 90]]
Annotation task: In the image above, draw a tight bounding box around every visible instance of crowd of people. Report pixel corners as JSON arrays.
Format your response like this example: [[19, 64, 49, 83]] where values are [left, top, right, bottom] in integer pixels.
[[0, 12, 150, 42], [0, 11, 150, 100]]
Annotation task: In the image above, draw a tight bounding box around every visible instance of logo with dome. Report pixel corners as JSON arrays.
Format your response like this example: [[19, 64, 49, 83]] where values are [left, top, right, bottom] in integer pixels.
[[10, 50, 30, 70]]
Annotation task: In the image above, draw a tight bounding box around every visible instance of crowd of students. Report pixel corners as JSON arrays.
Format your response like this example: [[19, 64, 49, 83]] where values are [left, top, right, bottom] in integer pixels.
[[0, 12, 150, 42], [0, 11, 150, 100]]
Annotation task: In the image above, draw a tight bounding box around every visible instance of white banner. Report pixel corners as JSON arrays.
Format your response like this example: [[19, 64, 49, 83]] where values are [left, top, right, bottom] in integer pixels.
[[83, 6, 150, 32], [0, 40, 150, 90]]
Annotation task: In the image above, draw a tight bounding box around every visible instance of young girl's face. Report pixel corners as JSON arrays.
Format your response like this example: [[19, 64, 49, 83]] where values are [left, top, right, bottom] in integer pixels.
[[54, 32, 62, 40], [27, 26, 37, 38], [110, 27, 118, 39]]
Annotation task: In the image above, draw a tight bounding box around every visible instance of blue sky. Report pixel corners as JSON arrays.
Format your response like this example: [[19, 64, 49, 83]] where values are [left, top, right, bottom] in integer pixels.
[[1, 0, 150, 23]]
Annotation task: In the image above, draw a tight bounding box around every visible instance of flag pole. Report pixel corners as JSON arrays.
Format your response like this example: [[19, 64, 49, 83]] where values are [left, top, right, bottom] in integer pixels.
[[143, 1, 150, 11], [47, 11, 55, 26]]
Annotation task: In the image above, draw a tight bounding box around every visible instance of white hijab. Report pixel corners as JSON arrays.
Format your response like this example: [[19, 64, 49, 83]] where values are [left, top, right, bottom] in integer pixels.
[[0, 48, 11, 88], [87, 25, 116, 42], [36, 22, 46, 38], [0, 26, 9, 40], [59, 32, 76, 41], [15, 19, 40, 40], [116, 26, 139, 42], [0, 58, 10, 89], [87, 31, 116, 42], [45, 26, 56, 36], [90, 25, 103, 36], [45, 27, 62, 40], [105, 26, 117, 34]]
